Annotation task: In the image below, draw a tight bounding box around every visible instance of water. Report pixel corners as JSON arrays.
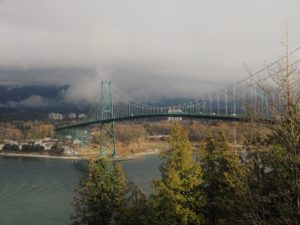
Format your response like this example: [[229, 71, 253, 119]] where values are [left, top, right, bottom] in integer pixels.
[[121, 155, 161, 193], [0, 155, 160, 225]]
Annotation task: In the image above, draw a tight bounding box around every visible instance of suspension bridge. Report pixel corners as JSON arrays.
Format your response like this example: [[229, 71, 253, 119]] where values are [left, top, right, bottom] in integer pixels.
[[55, 46, 300, 157]]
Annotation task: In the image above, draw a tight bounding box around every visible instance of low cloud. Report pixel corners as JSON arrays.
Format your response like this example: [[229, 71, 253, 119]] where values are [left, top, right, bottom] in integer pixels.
[[62, 68, 107, 104], [20, 95, 52, 108], [0, 95, 54, 108], [0, 0, 299, 103]]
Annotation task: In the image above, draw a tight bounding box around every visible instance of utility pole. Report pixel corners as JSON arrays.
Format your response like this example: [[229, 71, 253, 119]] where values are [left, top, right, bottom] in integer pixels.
[[233, 128, 236, 152], [285, 26, 292, 111], [225, 88, 228, 116]]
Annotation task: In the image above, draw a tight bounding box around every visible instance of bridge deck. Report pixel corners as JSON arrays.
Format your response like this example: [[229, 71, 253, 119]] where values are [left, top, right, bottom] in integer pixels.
[[55, 113, 245, 131]]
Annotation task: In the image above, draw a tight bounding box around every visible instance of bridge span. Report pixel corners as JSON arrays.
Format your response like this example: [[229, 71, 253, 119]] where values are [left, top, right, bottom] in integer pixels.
[[55, 113, 244, 131], [54, 47, 300, 157]]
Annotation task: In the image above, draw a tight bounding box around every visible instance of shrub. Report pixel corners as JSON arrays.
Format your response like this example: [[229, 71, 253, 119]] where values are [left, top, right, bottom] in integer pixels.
[[49, 145, 65, 155], [2, 143, 20, 151], [21, 144, 45, 152]]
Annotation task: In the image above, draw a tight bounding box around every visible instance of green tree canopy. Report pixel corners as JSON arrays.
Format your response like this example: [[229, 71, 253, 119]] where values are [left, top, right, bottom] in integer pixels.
[[71, 159, 116, 225], [150, 123, 203, 225], [71, 159, 149, 225], [197, 133, 246, 225]]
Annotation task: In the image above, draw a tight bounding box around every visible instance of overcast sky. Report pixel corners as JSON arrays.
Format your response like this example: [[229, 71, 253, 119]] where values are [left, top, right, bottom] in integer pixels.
[[0, 0, 299, 102]]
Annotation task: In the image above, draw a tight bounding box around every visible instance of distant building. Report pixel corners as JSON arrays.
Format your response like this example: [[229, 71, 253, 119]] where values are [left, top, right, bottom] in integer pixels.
[[63, 146, 76, 156], [65, 135, 72, 140], [48, 113, 64, 121], [78, 114, 87, 119], [167, 109, 182, 121], [67, 113, 77, 119], [41, 143, 53, 151], [34, 140, 42, 145], [73, 139, 81, 145]]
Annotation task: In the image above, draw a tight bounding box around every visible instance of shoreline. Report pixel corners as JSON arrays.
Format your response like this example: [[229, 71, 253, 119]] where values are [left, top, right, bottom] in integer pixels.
[[0, 149, 161, 161], [111, 149, 160, 161], [0, 152, 83, 160]]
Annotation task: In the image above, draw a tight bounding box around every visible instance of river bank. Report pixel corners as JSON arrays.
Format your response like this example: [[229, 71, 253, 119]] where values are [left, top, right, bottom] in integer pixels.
[[0, 152, 83, 160], [0, 149, 161, 161], [112, 148, 160, 161]]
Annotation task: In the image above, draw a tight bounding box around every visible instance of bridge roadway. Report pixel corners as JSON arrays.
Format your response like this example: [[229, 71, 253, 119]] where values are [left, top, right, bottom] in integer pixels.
[[55, 113, 245, 131]]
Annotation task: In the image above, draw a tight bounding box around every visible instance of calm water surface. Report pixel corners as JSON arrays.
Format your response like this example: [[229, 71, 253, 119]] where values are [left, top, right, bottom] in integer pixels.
[[0, 155, 160, 225]]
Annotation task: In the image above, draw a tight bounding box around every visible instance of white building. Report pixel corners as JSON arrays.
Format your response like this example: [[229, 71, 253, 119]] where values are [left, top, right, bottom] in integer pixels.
[[40, 143, 52, 151], [78, 114, 87, 119], [167, 109, 183, 121], [48, 113, 64, 121], [68, 113, 77, 119], [63, 146, 77, 156], [73, 139, 81, 145], [34, 140, 43, 145]]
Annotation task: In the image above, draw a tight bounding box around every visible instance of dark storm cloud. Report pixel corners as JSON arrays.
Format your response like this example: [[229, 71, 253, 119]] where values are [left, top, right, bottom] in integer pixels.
[[0, 67, 95, 85], [0, 0, 299, 102]]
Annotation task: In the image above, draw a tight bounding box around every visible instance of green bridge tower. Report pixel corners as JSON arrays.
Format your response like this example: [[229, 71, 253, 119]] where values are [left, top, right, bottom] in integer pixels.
[[99, 80, 116, 157]]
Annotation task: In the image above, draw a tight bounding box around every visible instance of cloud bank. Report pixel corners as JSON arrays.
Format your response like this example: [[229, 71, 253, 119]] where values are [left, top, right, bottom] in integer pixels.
[[0, 0, 299, 102], [1, 95, 54, 108]]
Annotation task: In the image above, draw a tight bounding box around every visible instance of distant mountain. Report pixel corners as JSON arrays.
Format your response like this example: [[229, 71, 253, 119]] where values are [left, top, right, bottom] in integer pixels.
[[0, 85, 68, 103], [0, 85, 89, 121]]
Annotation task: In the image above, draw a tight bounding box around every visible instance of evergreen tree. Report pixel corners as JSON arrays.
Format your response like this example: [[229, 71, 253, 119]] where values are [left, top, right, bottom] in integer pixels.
[[71, 159, 126, 225], [197, 133, 246, 225], [150, 123, 203, 225], [71, 159, 150, 225], [113, 181, 149, 225], [112, 162, 127, 216], [111, 163, 150, 225]]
